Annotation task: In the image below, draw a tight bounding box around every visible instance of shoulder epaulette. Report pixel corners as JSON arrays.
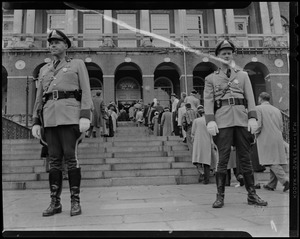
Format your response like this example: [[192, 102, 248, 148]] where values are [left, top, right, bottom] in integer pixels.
[[214, 69, 220, 74], [65, 56, 71, 62]]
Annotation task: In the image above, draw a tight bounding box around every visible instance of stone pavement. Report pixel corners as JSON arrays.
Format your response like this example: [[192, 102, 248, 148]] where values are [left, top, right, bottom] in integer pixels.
[[2, 181, 289, 237]]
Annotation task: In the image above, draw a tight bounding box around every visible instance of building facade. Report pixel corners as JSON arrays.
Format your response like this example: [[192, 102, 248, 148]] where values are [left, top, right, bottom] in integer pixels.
[[2, 2, 290, 127]]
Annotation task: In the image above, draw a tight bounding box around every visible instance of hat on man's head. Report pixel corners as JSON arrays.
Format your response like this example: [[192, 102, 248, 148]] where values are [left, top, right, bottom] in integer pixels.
[[164, 106, 170, 111], [47, 29, 71, 48], [171, 93, 177, 98], [215, 39, 235, 56], [191, 89, 197, 94], [185, 103, 191, 108], [197, 105, 204, 110]]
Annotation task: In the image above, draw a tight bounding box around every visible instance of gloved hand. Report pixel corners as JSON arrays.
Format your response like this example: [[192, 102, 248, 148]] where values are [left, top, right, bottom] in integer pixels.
[[32, 125, 41, 139], [207, 121, 219, 136], [79, 118, 91, 132], [248, 118, 258, 134]]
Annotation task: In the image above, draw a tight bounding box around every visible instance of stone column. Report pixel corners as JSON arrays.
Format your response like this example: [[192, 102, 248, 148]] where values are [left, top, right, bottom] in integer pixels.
[[25, 10, 35, 46], [259, 2, 272, 47], [225, 9, 235, 34], [12, 10, 23, 46], [142, 75, 154, 104], [259, 2, 272, 34], [207, 9, 216, 47], [214, 9, 225, 34], [103, 75, 115, 104], [65, 10, 78, 47], [271, 2, 283, 34], [140, 10, 152, 47], [103, 10, 113, 46]]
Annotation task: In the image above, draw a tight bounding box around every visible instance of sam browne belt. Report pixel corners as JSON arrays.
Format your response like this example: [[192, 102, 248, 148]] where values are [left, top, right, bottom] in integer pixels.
[[214, 97, 247, 111], [43, 90, 82, 102]]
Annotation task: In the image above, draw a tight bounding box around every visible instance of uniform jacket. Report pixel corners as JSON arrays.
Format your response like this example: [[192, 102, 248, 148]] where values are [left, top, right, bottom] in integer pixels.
[[184, 95, 200, 111], [255, 102, 287, 165], [161, 111, 173, 136], [32, 57, 93, 127], [91, 96, 105, 128], [191, 116, 217, 168], [203, 68, 257, 129]]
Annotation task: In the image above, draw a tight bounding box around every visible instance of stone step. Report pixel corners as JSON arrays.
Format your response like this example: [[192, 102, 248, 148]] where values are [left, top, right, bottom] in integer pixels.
[[2, 170, 274, 190], [2, 176, 180, 190], [106, 146, 163, 153], [117, 121, 137, 127], [113, 151, 166, 158], [105, 156, 175, 164]]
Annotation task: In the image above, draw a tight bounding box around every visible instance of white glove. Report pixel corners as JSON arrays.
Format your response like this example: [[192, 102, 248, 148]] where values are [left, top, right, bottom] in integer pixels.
[[32, 125, 41, 139], [79, 118, 91, 132], [207, 121, 219, 136], [248, 118, 258, 134]]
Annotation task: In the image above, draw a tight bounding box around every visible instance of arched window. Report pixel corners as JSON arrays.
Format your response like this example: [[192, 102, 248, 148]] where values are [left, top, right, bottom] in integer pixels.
[[154, 77, 173, 95]]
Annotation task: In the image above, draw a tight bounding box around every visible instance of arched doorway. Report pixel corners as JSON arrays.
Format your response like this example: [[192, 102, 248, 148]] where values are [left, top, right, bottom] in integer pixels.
[[2, 66, 8, 114], [154, 62, 181, 108], [244, 62, 270, 105], [193, 62, 218, 105], [115, 62, 143, 110], [154, 77, 173, 108], [85, 62, 103, 97]]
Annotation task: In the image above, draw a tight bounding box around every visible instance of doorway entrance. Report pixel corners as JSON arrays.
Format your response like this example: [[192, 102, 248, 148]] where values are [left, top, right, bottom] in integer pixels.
[[116, 77, 141, 111]]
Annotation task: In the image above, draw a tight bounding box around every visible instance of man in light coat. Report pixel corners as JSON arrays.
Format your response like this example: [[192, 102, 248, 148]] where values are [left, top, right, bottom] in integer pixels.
[[161, 106, 173, 136], [32, 29, 93, 217], [255, 92, 289, 192], [204, 39, 267, 208], [184, 89, 200, 111]]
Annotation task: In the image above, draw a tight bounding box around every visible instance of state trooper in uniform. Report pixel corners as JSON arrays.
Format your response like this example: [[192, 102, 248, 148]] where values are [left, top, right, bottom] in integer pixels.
[[32, 29, 93, 216], [203, 39, 267, 208]]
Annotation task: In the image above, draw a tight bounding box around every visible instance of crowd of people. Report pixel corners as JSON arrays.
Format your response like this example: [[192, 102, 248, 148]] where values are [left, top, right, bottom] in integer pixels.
[[31, 29, 289, 218]]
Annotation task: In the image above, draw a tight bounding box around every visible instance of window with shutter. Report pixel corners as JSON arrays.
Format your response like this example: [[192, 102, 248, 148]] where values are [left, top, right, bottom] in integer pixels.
[[150, 14, 170, 47], [48, 14, 65, 31], [83, 14, 103, 47], [186, 14, 204, 47], [117, 14, 137, 47]]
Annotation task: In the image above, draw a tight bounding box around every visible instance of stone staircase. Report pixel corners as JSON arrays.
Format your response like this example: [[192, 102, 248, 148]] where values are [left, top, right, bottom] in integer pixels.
[[2, 121, 272, 190], [2, 122, 200, 190]]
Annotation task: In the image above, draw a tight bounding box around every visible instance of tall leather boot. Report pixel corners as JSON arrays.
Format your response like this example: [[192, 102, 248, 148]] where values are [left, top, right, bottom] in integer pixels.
[[212, 172, 227, 208], [68, 168, 82, 216], [243, 172, 268, 206], [42, 168, 63, 216], [203, 164, 210, 184]]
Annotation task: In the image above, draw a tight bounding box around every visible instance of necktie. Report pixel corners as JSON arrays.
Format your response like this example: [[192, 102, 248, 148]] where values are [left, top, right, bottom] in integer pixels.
[[226, 69, 231, 78], [53, 60, 60, 69]]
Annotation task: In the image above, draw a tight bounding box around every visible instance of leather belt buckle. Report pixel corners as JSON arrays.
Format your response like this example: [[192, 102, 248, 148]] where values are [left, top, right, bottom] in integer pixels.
[[52, 90, 58, 100], [228, 97, 235, 106]]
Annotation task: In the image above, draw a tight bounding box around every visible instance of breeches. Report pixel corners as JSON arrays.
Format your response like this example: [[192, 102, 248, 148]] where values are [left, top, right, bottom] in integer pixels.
[[213, 126, 253, 174], [44, 125, 81, 171]]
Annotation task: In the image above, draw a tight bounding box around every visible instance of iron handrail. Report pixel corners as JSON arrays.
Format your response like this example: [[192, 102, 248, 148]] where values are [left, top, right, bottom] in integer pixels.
[[2, 116, 34, 139]]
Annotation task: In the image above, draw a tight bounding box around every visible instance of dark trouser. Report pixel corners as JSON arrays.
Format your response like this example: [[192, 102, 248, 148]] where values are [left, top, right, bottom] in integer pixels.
[[213, 127, 253, 174], [44, 125, 81, 171], [172, 112, 180, 136], [212, 127, 267, 207]]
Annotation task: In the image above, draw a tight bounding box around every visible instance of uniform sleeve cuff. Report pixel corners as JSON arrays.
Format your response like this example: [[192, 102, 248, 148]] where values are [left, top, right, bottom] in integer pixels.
[[248, 111, 257, 120], [80, 109, 91, 120], [32, 117, 41, 126], [205, 114, 215, 124]]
